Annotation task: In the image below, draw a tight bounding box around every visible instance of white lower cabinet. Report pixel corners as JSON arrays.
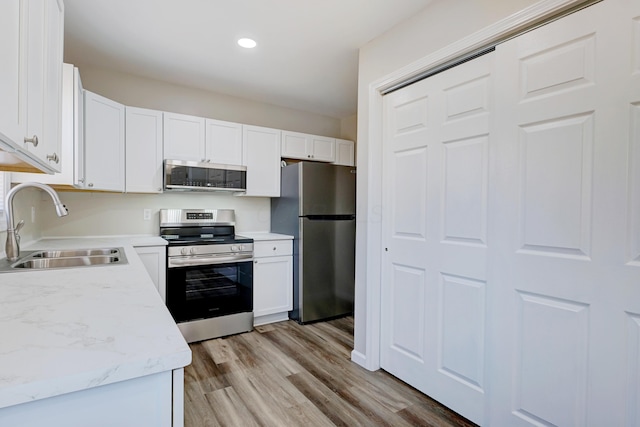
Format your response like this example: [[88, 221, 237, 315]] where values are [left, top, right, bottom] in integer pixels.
[[0, 369, 183, 427], [253, 239, 293, 326], [135, 245, 167, 303]]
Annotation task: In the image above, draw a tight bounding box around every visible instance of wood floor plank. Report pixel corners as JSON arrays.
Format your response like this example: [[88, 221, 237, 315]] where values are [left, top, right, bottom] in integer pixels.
[[205, 386, 261, 427], [201, 336, 237, 365], [184, 316, 477, 427], [397, 401, 478, 427], [288, 370, 377, 426], [186, 342, 230, 392], [236, 329, 303, 377]]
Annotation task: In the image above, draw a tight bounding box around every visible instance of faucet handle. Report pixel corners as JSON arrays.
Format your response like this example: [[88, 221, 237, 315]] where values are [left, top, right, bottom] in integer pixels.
[[14, 220, 24, 234]]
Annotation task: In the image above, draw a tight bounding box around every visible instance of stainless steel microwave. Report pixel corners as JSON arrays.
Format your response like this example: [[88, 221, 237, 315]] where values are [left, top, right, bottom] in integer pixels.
[[164, 159, 247, 193]]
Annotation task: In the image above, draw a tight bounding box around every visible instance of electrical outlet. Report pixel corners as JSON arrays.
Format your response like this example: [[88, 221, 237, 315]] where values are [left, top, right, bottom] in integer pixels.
[[143, 209, 151, 221]]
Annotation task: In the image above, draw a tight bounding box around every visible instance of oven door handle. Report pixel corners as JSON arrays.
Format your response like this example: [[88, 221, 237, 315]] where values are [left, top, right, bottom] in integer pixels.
[[168, 253, 253, 268]]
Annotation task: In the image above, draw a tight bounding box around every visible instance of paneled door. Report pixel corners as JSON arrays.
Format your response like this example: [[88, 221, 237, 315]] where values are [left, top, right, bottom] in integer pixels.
[[488, 0, 640, 425], [381, 53, 493, 425]]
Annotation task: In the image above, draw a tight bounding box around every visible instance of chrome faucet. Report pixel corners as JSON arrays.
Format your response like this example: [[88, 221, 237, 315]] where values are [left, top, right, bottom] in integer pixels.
[[4, 182, 68, 261]]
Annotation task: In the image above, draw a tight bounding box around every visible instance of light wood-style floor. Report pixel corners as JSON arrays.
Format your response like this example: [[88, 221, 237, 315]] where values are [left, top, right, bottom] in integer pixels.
[[184, 316, 477, 427]]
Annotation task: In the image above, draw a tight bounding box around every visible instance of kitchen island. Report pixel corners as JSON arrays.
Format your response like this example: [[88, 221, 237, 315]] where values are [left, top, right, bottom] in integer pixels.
[[0, 237, 191, 427]]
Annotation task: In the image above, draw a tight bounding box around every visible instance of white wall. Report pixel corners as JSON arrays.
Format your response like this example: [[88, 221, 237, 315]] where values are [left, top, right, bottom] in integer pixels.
[[75, 64, 345, 138], [38, 192, 271, 237], [353, 0, 540, 365], [340, 114, 358, 143]]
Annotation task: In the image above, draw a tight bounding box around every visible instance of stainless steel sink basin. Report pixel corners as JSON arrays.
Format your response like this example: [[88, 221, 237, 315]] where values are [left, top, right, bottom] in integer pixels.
[[12, 255, 121, 269], [0, 247, 128, 272], [31, 248, 120, 258]]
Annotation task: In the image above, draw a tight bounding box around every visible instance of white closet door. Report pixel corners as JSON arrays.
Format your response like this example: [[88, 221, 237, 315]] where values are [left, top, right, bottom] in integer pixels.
[[381, 53, 493, 425], [488, 0, 639, 425]]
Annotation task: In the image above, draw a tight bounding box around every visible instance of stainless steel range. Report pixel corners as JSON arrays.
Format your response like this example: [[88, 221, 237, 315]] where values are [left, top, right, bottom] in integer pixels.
[[159, 209, 253, 343]]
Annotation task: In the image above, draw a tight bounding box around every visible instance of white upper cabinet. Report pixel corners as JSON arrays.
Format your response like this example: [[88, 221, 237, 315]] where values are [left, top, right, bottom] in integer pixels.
[[126, 107, 163, 193], [84, 90, 125, 192], [242, 125, 281, 197], [281, 132, 307, 158], [205, 118, 243, 165], [281, 131, 335, 162], [13, 63, 85, 187], [38, 0, 64, 172], [0, 0, 25, 152], [309, 134, 335, 162], [164, 115, 242, 165], [163, 112, 205, 162], [0, 0, 64, 173], [333, 138, 355, 166]]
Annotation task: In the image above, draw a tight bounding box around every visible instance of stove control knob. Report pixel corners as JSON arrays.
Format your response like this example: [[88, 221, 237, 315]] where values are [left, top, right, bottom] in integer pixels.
[[180, 248, 188, 255], [231, 245, 240, 252], [190, 247, 197, 255]]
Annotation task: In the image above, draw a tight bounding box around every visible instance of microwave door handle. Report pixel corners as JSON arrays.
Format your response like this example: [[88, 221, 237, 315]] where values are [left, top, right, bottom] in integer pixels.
[[168, 254, 253, 268]]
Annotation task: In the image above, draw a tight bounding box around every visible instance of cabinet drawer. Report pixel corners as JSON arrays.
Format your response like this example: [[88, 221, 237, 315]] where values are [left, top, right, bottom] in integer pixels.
[[254, 240, 293, 258]]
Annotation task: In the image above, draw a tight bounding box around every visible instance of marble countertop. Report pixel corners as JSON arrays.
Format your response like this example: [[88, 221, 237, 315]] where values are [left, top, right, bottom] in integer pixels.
[[238, 232, 294, 241], [0, 237, 191, 409]]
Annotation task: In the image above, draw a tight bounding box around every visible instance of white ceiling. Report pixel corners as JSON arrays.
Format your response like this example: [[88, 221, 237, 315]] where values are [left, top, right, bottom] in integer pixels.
[[63, 0, 432, 119]]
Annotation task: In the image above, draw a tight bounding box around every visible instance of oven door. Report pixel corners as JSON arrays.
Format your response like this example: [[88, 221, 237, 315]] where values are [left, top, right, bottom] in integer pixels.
[[166, 256, 253, 323]]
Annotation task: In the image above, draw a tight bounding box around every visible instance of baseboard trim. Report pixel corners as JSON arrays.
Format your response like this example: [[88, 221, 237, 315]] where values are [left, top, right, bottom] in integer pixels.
[[350, 350, 371, 370]]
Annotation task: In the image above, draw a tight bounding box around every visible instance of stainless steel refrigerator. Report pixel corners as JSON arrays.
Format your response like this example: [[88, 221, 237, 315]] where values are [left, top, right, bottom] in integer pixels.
[[271, 162, 356, 323]]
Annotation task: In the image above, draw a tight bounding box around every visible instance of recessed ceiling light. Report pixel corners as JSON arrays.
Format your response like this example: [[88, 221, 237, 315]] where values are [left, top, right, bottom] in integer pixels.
[[237, 38, 257, 49]]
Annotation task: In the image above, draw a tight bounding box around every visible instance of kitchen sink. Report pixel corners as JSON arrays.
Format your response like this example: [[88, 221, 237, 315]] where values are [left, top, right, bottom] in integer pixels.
[[13, 255, 122, 269], [31, 248, 120, 258], [0, 247, 128, 272]]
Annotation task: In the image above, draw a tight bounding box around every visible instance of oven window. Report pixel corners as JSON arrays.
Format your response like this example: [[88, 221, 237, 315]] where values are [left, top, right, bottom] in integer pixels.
[[166, 260, 253, 322], [185, 265, 239, 301]]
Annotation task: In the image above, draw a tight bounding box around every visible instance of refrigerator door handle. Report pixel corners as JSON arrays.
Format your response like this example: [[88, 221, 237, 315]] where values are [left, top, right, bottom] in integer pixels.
[[301, 214, 356, 221]]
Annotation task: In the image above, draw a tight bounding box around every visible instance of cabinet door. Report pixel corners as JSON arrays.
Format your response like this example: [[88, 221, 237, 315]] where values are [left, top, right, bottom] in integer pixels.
[[281, 131, 308, 159], [253, 255, 293, 317], [24, 0, 45, 159], [135, 246, 167, 303], [333, 139, 355, 166], [12, 63, 82, 186], [0, 0, 62, 174], [73, 66, 85, 187], [242, 125, 281, 197], [23, 0, 64, 172], [0, 0, 26, 152], [126, 107, 163, 193], [84, 90, 125, 192], [282, 131, 336, 162], [205, 118, 242, 165], [308, 135, 335, 162], [163, 112, 205, 162], [39, 0, 64, 172]]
